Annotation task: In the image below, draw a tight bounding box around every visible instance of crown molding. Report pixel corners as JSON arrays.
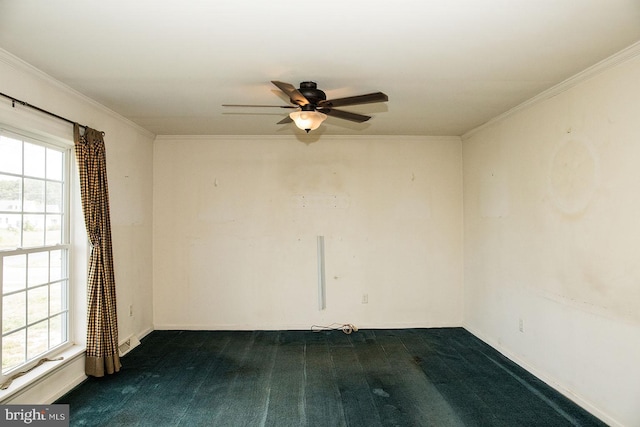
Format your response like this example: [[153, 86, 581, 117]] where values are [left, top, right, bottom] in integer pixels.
[[0, 48, 155, 139], [462, 40, 640, 140]]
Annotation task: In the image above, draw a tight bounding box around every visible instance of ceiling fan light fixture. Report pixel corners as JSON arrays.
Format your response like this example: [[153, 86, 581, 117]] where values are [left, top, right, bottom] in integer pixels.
[[289, 110, 327, 133]]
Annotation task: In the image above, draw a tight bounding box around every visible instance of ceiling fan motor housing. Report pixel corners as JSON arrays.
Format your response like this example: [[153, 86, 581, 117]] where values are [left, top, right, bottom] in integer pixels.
[[298, 81, 326, 108]]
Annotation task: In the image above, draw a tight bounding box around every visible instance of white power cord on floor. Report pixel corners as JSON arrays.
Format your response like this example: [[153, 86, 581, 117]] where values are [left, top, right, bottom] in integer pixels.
[[311, 323, 359, 334]]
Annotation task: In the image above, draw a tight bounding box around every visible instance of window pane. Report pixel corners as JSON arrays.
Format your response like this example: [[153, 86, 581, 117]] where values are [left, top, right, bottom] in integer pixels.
[[28, 251, 49, 287], [0, 136, 22, 174], [2, 254, 26, 293], [46, 215, 63, 246], [0, 174, 22, 211], [50, 314, 64, 347], [59, 280, 68, 312], [22, 214, 45, 247], [2, 329, 26, 373], [0, 214, 21, 250], [24, 142, 45, 178], [0, 173, 22, 249], [27, 320, 49, 360], [46, 148, 63, 181], [46, 181, 63, 213], [50, 250, 63, 282], [3, 292, 26, 333], [24, 178, 45, 212], [28, 286, 49, 324], [50, 281, 63, 314]]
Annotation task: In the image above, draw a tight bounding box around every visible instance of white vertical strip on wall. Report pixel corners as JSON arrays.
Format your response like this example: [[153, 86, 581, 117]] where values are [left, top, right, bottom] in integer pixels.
[[317, 236, 326, 310]]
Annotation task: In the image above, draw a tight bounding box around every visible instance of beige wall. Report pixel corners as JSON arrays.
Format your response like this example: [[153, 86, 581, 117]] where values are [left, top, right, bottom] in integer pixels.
[[153, 135, 463, 330], [463, 54, 640, 426], [0, 50, 155, 402]]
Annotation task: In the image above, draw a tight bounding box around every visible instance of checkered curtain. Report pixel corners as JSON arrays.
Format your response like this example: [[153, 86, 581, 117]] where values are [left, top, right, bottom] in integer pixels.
[[74, 124, 121, 377]]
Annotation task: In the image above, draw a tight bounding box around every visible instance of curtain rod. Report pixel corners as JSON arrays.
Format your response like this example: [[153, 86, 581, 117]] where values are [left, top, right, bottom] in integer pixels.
[[0, 91, 104, 135]]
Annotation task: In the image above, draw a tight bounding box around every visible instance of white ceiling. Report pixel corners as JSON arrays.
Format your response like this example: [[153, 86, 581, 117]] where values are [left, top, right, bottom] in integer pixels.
[[1, 0, 640, 137]]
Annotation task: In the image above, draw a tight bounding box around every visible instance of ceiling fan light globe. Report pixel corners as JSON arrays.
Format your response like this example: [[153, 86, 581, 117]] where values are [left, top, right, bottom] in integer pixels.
[[289, 110, 327, 132]]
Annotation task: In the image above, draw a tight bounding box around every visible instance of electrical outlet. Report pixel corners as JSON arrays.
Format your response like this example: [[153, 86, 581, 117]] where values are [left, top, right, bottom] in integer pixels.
[[518, 318, 524, 333], [362, 294, 368, 304]]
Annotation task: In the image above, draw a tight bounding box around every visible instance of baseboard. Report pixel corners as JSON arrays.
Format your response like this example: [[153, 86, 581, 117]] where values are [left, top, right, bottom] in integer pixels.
[[137, 326, 154, 341], [463, 324, 621, 427], [152, 321, 463, 331]]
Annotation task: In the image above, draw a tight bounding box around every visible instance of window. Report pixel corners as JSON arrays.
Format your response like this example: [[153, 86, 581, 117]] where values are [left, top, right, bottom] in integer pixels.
[[0, 132, 70, 376]]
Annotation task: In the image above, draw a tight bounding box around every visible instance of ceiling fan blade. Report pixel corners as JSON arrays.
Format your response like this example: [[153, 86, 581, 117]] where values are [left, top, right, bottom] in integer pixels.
[[320, 92, 388, 108], [322, 108, 371, 123], [277, 116, 293, 125], [222, 104, 297, 108], [271, 81, 310, 106]]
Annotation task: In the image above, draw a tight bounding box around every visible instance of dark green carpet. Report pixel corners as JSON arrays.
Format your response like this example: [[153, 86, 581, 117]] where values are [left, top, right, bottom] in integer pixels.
[[57, 328, 606, 426]]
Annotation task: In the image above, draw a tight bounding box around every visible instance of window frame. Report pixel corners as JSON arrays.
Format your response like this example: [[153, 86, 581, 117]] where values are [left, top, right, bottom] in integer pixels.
[[0, 129, 75, 383]]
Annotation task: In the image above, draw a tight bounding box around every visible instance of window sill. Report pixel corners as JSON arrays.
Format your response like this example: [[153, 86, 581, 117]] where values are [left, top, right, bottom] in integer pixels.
[[0, 345, 85, 404]]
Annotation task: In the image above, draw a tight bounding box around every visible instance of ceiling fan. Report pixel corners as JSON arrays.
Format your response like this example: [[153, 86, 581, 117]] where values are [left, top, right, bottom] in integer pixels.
[[223, 81, 388, 133]]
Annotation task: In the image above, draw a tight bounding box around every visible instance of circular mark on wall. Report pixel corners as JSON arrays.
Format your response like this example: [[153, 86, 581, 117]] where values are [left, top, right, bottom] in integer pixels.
[[548, 137, 599, 215]]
